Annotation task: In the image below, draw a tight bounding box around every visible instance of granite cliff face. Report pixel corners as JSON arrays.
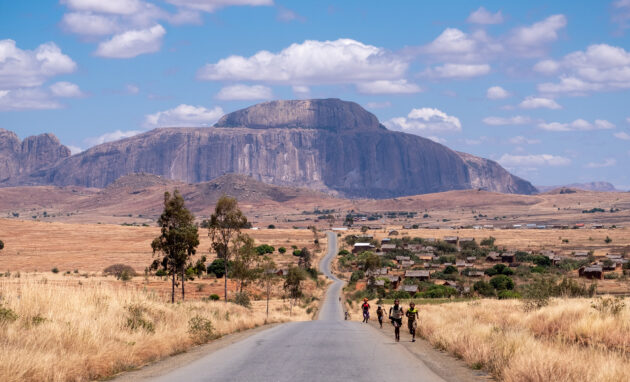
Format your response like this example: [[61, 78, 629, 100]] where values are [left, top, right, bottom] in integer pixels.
[[0, 128, 71, 182], [5, 99, 536, 197]]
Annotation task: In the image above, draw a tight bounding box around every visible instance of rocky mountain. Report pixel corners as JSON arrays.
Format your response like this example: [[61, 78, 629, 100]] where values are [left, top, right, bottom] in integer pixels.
[[537, 182, 620, 193], [0, 128, 70, 182], [3, 99, 536, 198]]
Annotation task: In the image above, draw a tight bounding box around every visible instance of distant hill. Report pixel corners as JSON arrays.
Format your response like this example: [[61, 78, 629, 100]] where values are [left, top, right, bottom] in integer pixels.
[[537, 182, 620, 193], [1, 99, 536, 198]]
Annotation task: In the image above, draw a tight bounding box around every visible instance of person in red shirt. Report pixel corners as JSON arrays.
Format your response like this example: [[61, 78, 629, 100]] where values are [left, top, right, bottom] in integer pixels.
[[361, 297, 370, 323]]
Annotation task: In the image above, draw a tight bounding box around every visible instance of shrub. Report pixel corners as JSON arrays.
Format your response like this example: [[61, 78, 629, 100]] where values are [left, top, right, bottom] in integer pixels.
[[188, 315, 214, 343], [350, 270, 365, 283], [490, 275, 515, 290], [417, 285, 457, 298], [387, 291, 411, 300], [480, 237, 495, 247], [0, 306, 18, 323], [531, 266, 546, 273], [155, 269, 167, 277], [338, 249, 350, 256], [591, 297, 625, 316], [485, 264, 513, 276], [443, 265, 458, 274], [498, 290, 521, 299], [104, 264, 137, 279], [473, 281, 495, 297], [255, 244, 275, 255], [292, 249, 302, 257], [207, 259, 227, 278], [267, 224, 276, 229], [125, 305, 154, 333], [51, 267, 59, 274], [532, 255, 552, 267], [278, 247, 286, 254], [209, 294, 220, 301], [0, 240, 4, 250], [232, 291, 251, 308], [605, 236, 612, 244]]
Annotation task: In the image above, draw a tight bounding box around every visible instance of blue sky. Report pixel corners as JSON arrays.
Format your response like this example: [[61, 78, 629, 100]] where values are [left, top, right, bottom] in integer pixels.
[[1, 0, 629, 188]]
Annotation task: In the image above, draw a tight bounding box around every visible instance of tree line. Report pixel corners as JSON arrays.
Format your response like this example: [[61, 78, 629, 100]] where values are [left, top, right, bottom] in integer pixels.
[[149, 191, 314, 316]]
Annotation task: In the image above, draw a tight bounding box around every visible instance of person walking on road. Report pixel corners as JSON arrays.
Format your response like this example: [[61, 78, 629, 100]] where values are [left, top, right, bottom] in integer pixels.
[[406, 302, 419, 342], [389, 299, 404, 342], [361, 298, 370, 323], [376, 305, 384, 328]]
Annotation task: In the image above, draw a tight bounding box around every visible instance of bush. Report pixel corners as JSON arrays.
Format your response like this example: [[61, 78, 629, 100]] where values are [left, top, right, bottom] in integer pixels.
[[104, 264, 137, 279], [278, 247, 286, 254], [532, 255, 552, 267], [155, 269, 167, 277], [605, 236, 612, 244], [255, 244, 275, 255], [386, 291, 411, 300], [207, 259, 227, 278], [531, 266, 546, 273], [338, 249, 350, 256], [485, 264, 513, 276], [490, 275, 515, 290], [498, 290, 521, 299], [188, 315, 214, 343], [125, 305, 154, 333], [51, 267, 59, 274], [591, 297, 625, 316], [0, 306, 18, 323], [417, 285, 457, 298], [480, 237, 495, 247], [232, 291, 251, 308], [350, 270, 365, 283], [0, 240, 4, 250], [473, 281, 495, 297], [268, 224, 276, 229], [443, 265, 458, 274], [292, 249, 302, 257], [209, 294, 220, 301]]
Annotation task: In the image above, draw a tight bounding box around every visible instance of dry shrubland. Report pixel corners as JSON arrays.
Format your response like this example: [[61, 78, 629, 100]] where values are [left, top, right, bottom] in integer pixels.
[[414, 298, 630, 382], [0, 277, 312, 382]]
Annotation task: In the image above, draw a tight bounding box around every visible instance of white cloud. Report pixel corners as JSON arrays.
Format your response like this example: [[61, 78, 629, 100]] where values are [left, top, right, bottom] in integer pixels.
[[427, 136, 447, 144], [424, 63, 490, 79], [533, 59, 560, 75], [612, 0, 630, 30], [49, 81, 84, 98], [482, 116, 531, 126], [467, 7, 503, 25], [356, 80, 421, 94], [365, 101, 391, 109], [508, 15, 566, 55], [0, 40, 77, 89], [61, 12, 122, 35], [614, 131, 630, 140], [585, 158, 617, 168], [144, 104, 224, 127], [0, 88, 62, 111], [627, 117, 630, 124], [509, 136, 541, 145], [95, 24, 165, 58], [165, 0, 273, 13], [519, 96, 561, 110], [66, 145, 84, 154], [277, 6, 304, 22], [499, 153, 571, 167], [291, 85, 309, 96], [197, 39, 409, 86], [61, 0, 143, 15], [538, 119, 615, 132], [486, 86, 510, 99], [215, 84, 273, 100], [125, 84, 139, 94], [84, 129, 142, 146], [384, 107, 462, 135], [538, 44, 630, 95]]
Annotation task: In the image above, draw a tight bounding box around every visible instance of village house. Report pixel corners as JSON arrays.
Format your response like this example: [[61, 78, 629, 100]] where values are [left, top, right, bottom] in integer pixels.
[[574, 251, 589, 258], [395, 255, 411, 262], [443, 236, 459, 244], [441, 280, 458, 288], [381, 237, 392, 244], [501, 252, 516, 263], [466, 256, 476, 263], [400, 260, 415, 268], [381, 243, 397, 253], [579, 265, 603, 280], [466, 270, 485, 277], [486, 252, 501, 262], [386, 275, 402, 289], [352, 242, 374, 253], [459, 237, 475, 245], [418, 254, 434, 262], [402, 285, 418, 293], [373, 279, 386, 287], [405, 270, 430, 281]]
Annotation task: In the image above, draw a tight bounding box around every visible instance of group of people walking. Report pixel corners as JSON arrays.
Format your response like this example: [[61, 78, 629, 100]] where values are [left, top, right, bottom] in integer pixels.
[[359, 298, 419, 342]]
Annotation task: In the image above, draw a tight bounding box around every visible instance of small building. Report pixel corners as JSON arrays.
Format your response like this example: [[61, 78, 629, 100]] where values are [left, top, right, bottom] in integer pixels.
[[402, 225, 413, 230], [395, 255, 411, 262], [574, 251, 589, 258], [501, 252, 515, 263], [405, 270, 430, 280], [381, 237, 392, 244], [400, 260, 415, 268], [579, 266, 603, 280], [424, 238, 437, 243], [467, 271, 485, 277], [429, 263, 441, 269], [443, 236, 459, 244], [402, 285, 418, 293], [459, 237, 475, 244], [455, 261, 466, 268], [386, 275, 402, 289], [486, 252, 501, 262], [466, 256, 477, 263], [483, 225, 494, 229], [441, 280, 458, 288], [591, 224, 604, 229], [389, 230, 400, 236], [381, 243, 397, 253], [372, 279, 386, 287], [353, 242, 374, 253]]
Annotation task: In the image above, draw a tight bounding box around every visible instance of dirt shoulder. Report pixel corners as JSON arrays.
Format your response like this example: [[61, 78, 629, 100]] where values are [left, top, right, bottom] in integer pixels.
[[362, 319, 492, 382], [111, 323, 279, 381]]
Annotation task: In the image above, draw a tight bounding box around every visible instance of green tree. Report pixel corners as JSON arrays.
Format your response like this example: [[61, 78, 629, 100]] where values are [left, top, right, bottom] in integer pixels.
[[490, 275, 515, 290], [208, 195, 248, 302], [258, 256, 279, 319], [361, 252, 381, 289], [0, 239, 4, 251], [298, 247, 313, 270], [278, 247, 286, 254], [283, 266, 306, 315], [151, 190, 200, 303], [232, 234, 259, 293], [207, 258, 227, 278], [473, 280, 495, 297]]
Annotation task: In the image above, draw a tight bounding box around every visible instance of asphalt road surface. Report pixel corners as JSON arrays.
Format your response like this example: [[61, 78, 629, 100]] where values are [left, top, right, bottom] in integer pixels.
[[150, 232, 447, 382]]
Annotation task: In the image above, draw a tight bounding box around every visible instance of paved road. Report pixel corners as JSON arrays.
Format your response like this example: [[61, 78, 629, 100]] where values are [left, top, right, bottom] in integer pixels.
[[151, 232, 446, 382]]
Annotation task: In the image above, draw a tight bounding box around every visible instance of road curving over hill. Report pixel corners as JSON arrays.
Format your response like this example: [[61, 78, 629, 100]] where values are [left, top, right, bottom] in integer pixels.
[[144, 232, 460, 382]]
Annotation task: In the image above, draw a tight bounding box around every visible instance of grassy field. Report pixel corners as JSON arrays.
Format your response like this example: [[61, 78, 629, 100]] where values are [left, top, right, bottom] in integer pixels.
[[352, 297, 630, 382], [0, 276, 315, 382]]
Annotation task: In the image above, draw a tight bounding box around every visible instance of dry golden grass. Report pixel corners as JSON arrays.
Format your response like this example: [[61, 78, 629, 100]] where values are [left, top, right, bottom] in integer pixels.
[[361, 298, 630, 382], [0, 219, 324, 272], [0, 276, 312, 382]]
